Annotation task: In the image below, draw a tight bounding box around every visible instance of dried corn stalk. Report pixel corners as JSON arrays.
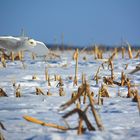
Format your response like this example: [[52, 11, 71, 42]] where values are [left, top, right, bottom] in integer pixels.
[[0, 121, 6, 140], [73, 49, 79, 86], [86, 84, 104, 131], [77, 117, 84, 135], [23, 115, 68, 131], [15, 84, 21, 97], [59, 87, 65, 96], [48, 76, 51, 86], [108, 52, 116, 62], [82, 73, 85, 85], [36, 87, 45, 95], [109, 60, 114, 80], [93, 66, 101, 85], [47, 89, 52, 96], [134, 50, 140, 59], [127, 42, 133, 59], [32, 75, 38, 80], [11, 51, 15, 61], [132, 90, 140, 115], [121, 47, 125, 58], [126, 78, 133, 98], [45, 67, 48, 81], [1, 55, 6, 68], [60, 85, 85, 110], [0, 88, 8, 97], [99, 85, 109, 98], [62, 108, 95, 131], [0, 131, 5, 140]]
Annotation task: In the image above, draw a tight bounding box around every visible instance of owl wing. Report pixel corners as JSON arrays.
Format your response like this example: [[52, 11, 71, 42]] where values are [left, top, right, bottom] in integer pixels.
[[0, 36, 21, 51]]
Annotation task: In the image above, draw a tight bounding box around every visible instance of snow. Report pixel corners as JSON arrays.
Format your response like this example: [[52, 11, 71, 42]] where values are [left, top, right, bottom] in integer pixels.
[[0, 50, 140, 140]]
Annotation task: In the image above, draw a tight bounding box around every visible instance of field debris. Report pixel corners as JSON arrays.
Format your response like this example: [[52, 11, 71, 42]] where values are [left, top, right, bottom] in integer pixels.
[[1, 46, 140, 138], [36, 87, 45, 95], [0, 88, 8, 97], [0, 122, 6, 140]]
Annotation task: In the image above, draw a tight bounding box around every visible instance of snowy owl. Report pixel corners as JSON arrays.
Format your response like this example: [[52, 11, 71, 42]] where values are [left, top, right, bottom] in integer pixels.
[[0, 36, 49, 55]]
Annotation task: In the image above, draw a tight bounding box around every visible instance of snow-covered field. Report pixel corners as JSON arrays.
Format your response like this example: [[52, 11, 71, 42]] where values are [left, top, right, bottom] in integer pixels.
[[0, 50, 140, 140]]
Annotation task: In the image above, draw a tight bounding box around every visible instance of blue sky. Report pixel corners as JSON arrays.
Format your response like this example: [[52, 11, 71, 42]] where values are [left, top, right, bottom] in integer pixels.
[[0, 0, 140, 46]]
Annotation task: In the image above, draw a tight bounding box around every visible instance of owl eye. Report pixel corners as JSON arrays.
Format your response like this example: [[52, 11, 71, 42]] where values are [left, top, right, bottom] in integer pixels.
[[30, 41, 34, 44], [27, 39, 36, 46]]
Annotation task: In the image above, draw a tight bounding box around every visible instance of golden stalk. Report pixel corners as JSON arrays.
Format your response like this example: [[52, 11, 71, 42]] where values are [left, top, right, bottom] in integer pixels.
[[32, 75, 37, 80], [59, 87, 65, 96], [71, 92, 76, 103], [136, 91, 140, 115], [125, 64, 128, 70], [108, 52, 116, 62], [134, 50, 140, 59], [127, 42, 133, 59], [0, 88, 8, 97], [36, 87, 45, 95], [21, 51, 24, 60], [58, 77, 63, 86], [45, 68, 48, 81], [132, 90, 140, 115], [73, 49, 79, 86], [18, 51, 22, 61], [121, 47, 125, 58], [121, 71, 125, 86], [47, 89, 52, 96], [86, 84, 104, 131], [48, 75, 51, 86], [62, 108, 95, 131], [54, 74, 57, 81], [76, 102, 81, 109], [100, 85, 109, 97], [110, 60, 114, 80], [94, 66, 101, 85], [114, 48, 118, 58], [0, 131, 5, 140], [14, 84, 21, 97], [94, 44, 98, 59], [60, 85, 85, 110], [23, 115, 68, 131], [1, 55, 6, 68], [11, 51, 15, 61], [98, 89, 102, 105], [77, 117, 83, 135], [90, 92, 94, 97], [82, 73, 85, 85], [126, 78, 133, 98]]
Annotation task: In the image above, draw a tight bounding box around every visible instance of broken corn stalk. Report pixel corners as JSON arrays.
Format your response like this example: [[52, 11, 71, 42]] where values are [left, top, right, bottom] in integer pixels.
[[23, 115, 68, 131]]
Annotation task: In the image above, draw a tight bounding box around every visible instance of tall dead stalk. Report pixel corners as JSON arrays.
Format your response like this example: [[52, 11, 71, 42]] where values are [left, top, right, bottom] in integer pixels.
[[73, 49, 79, 86], [121, 47, 125, 58], [127, 42, 133, 59], [93, 66, 101, 85], [45, 67, 48, 81], [60, 83, 104, 131], [11, 51, 15, 61], [108, 60, 114, 80], [86, 84, 104, 131], [1, 55, 6, 68]]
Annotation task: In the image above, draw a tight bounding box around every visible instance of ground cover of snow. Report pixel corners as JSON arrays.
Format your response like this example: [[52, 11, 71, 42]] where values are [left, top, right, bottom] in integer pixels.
[[0, 50, 140, 140]]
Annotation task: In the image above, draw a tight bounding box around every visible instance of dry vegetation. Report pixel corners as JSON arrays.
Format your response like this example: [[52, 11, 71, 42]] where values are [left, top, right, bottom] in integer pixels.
[[0, 43, 140, 137]]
